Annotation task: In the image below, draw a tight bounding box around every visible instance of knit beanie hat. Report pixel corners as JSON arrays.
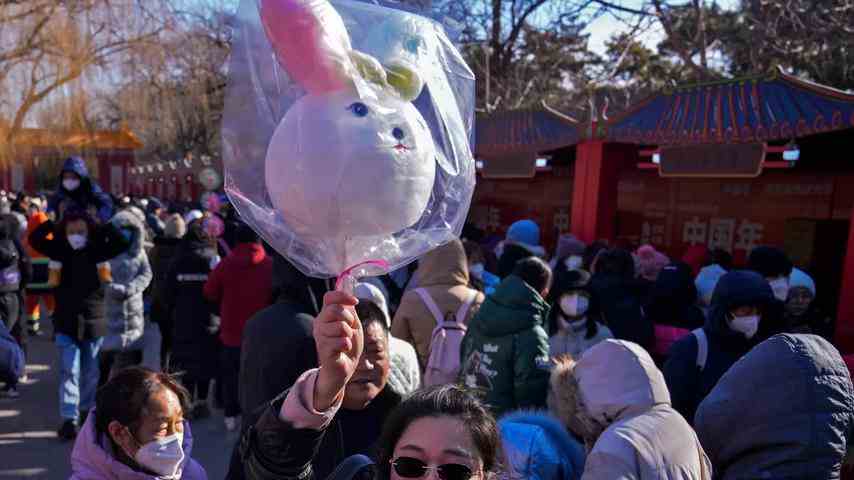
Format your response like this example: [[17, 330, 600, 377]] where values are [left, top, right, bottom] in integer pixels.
[[636, 245, 669, 281], [695, 264, 727, 305], [507, 219, 541, 249], [789, 267, 816, 296], [554, 234, 586, 260]]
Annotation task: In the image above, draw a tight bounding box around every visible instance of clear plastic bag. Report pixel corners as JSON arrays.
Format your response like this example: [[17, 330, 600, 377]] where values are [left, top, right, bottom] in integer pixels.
[[223, 0, 476, 280]]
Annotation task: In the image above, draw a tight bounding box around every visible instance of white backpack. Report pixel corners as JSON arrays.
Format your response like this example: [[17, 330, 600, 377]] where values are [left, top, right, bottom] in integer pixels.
[[415, 288, 476, 386]]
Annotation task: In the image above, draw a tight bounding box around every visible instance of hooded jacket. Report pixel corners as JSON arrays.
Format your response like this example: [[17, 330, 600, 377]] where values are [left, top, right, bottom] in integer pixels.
[[663, 270, 777, 423], [460, 275, 551, 416], [552, 340, 712, 479], [203, 242, 273, 348], [391, 240, 484, 370], [102, 210, 152, 352], [696, 334, 854, 479], [499, 411, 585, 480], [29, 219, 130, 341], [70, 411, 207, 480], [48, 157, 114, 224]]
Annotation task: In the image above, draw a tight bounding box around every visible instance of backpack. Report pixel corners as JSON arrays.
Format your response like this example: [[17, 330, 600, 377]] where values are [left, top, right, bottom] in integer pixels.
[[692, 328, 708, 371], [415, 288, 476, 387]]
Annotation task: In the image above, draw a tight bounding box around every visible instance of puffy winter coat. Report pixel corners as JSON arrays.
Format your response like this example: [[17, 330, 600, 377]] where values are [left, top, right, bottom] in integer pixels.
[[695, 334, 854, 479], [29, 219, 130, 341], [48, 156, 114, 224], [499, 412, 585, 480], [203, 242, 273, 348], [663, 270, 777, 423], [101, 210, 152, 352], [391, 239, 484, 370], [70, 411, 207, 480], [163, 225, 219, 379], [460, 275, 551, 416], [549, 322, 613, 359], [552, 340, 712, 479]]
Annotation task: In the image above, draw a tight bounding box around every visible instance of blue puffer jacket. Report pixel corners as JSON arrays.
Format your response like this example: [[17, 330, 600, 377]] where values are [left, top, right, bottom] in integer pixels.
[[48, 156, 114, 223], [0, 319, 23, 383], [696, 334, 854, 479], [499, 411, 585, 480], [663, 270, 776, 423]]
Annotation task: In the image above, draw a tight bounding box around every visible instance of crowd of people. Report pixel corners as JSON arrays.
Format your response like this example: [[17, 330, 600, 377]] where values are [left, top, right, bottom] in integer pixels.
[[1, 155, 853, 479]]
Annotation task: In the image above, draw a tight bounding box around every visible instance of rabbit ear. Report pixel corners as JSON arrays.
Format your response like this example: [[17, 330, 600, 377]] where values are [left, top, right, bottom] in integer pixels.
[[259, 0, 356, 94], [384, 61, 424, 102]]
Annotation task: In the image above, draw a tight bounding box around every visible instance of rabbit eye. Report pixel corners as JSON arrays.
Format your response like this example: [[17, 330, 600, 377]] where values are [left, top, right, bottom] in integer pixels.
[[348, 102, 369, 117]]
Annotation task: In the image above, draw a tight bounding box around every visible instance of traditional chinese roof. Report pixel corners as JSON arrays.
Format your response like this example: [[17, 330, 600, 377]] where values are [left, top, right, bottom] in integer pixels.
[[606, 67, 854, 145], [475, 109, 580, 157], [6, 127, 143, 150]]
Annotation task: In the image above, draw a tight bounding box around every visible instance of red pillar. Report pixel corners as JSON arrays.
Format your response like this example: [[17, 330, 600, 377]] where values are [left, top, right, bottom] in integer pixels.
[[571, 140, 638, 245], [836, 216, 854, 353]]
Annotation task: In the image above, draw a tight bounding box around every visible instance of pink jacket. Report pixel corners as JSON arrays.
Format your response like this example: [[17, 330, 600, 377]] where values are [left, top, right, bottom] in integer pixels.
[[69, 412, 207, 480]]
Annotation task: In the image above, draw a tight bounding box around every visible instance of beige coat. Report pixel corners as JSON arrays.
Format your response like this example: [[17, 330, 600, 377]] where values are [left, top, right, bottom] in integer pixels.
[[391, 239, 484, 370], [549, 340, 712, 480]]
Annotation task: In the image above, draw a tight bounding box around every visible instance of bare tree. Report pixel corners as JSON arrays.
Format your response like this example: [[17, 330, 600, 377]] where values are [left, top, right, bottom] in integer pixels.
[[0, 0, 170, 163]]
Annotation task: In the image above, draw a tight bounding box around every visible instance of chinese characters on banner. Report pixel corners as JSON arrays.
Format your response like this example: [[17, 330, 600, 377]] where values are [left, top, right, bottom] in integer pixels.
[[682, 216, 764, 253]]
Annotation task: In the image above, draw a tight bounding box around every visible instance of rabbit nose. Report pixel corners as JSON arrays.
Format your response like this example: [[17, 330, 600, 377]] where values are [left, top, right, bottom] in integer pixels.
[[392, 127, 406, 141]]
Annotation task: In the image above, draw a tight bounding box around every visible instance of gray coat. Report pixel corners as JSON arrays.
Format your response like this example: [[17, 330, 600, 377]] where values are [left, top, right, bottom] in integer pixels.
[[101, 210, 152, 351], [696, 334, 854, 479]]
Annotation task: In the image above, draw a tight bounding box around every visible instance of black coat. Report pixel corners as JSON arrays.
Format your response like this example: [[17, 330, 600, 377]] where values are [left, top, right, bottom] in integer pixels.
[[663, 270, 777, 423], [163, 239, 219, 378], [28, 220, 128, 341], [149, 237, 182, 328], [645, 263, 706, 330], [590, 273, 654, 352], [234, 387, 402, 480]]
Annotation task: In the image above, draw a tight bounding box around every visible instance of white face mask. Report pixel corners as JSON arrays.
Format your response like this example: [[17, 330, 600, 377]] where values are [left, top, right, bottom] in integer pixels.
[[769, 278, 790, 301], [729, 314, 760, 339], [63, 178, 80, 191], [564, 255, 583, 271], [560, 294, 589, 319], [134, 432, 185, 479], [469, 263, 485, 279], [67, 233, 87, 251]]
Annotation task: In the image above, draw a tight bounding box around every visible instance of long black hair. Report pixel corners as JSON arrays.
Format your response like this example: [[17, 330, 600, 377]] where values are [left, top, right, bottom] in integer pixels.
[[375, 384, 500, 478]]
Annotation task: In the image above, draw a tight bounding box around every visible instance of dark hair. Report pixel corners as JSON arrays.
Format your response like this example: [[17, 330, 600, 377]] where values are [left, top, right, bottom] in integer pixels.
[[709, 249, 733, 270], [583, 241, 608, 272], [355, 301, 389, 337], [59, 208, 96, 234], [548, 266, 600, 339], [376, 385, 500, 477], [747, 246, 793, 278], [95, 367, 191, 437], [513, 256, 552, 295], [595, 248, 635, 279], [234, 222, 260, 244]]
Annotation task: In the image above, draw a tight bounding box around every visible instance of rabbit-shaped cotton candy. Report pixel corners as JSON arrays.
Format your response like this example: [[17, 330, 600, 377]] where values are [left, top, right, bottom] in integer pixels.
[[223, 0, 476, 278], [262, 0, 436, 242]]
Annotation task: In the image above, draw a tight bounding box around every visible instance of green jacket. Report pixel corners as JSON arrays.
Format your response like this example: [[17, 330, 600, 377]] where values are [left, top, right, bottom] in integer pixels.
[[460, 275, 551, 416]]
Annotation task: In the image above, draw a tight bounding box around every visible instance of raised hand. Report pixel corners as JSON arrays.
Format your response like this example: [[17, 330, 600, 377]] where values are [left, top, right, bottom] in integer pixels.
[[312, 290, 363, 411]]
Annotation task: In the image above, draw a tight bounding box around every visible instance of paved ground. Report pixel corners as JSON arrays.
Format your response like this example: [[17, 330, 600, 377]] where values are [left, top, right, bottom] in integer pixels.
[[0, 319, 236, 479]]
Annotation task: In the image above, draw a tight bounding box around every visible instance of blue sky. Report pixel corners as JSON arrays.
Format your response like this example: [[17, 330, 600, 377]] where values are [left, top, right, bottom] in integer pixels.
[[583, 0, 739, 54]]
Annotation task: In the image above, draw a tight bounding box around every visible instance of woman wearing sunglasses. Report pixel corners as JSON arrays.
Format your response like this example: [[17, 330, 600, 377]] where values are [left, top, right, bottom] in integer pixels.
[[240, 291, 500, 480]]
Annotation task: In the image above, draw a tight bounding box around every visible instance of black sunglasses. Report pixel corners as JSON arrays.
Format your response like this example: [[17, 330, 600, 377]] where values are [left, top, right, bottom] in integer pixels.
[[391, 457, 475, 480]]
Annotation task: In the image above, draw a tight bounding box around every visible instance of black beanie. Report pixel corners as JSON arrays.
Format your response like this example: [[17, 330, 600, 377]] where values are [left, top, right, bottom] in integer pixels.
[[747, 246, 793, 278]]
